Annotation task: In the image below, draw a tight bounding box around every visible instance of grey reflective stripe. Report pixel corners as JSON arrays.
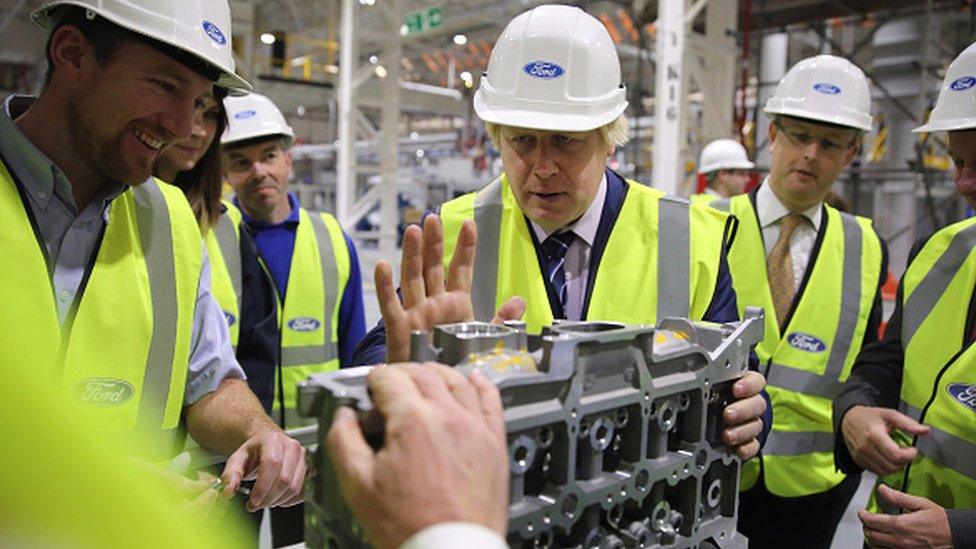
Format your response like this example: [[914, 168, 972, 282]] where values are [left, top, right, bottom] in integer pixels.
[[213, 212, 242, 311], [281, 344, 338, 367], [767, 363, 844, 399], [915, 424, 976, 481], [130, 428, 182, 461], [824, 213, 864, 380], [657, 198, 690, 320], [711, 198, 731, 212], [903, 222, 976, 347], [302, 212, 340, 365], [898, 400, 923, 422], [762, 430, 835, 456], [132, 182, 177, 434], [471, 179, 503, 321]]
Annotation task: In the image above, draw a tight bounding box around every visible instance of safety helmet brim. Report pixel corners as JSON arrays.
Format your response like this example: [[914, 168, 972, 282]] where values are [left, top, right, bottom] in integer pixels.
[[764, 106, 873, 132], [697, 159, 755, 174], [474, 89, 628, 133], [31, 1, 251, 94], [912, 116, 976, 133]]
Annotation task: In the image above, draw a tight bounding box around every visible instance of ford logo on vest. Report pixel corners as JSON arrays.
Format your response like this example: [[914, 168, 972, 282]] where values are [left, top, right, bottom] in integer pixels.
[[288, 317, 321, 332], [950, 76, 976, 91], [75, 379, 135, 406], [223, 311, 237, 327], [947, 383, 976, 413], [522, 61, 565, 80], [202, 20, 227, 45], [813, 83, 842, 95], [787, 332, 827, 353]]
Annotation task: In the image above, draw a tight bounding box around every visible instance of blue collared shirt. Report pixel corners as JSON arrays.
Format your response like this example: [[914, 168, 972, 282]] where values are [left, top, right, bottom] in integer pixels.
[[238, 193, 366, 367], [1, 95, 244, 405]]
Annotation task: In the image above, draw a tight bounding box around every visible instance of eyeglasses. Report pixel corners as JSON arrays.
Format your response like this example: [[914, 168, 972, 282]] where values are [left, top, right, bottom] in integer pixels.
[[773, 120, 858, 157]]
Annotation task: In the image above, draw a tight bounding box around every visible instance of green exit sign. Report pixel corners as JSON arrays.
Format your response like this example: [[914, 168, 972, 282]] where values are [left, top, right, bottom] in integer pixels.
[[404, 6, 443, 36]]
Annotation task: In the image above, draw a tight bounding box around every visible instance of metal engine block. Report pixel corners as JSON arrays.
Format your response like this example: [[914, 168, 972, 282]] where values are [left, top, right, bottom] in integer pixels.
[[298, 308, 763, 548]]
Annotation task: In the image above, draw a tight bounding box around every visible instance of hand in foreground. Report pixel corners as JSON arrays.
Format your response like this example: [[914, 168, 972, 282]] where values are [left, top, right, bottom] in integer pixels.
[[841, 406, 930, 476], [859, 484, 953, 549], [377, 215, 525, 363], [326, 363, 509, 549], [722, 371, 767, 460], [220, 428, 306, 512], [131, 456, 225, 524]]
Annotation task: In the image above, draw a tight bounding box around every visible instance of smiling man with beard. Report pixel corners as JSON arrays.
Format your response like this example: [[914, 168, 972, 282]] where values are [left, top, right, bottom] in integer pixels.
[[0, 0, 306, 517], [709, 55, 889, 548]]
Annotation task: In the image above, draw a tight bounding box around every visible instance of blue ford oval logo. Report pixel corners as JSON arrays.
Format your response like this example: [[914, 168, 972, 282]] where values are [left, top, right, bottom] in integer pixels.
[[202, 20, 227, 45], [787, 332, 827, 353], [522, 61, 565, 80], [813, 83, 841, 95], [287, 317, 321, 332], [947, 383, 976, 413], [950, 76, 976, 91], [223, 311, 237, 327], [234, 109, 257, 120]]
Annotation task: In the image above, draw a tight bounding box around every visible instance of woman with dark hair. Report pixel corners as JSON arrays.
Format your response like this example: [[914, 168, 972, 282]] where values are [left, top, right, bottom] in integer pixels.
[[154, 89, 279, 544]]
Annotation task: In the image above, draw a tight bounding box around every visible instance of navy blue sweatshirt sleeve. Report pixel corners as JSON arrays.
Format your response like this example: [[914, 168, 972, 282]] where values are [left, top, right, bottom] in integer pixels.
[[236, 228, 279, 414], [337, 232, 366, 367]]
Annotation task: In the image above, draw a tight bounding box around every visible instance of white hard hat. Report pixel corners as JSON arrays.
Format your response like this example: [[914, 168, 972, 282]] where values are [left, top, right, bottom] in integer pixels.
[[31, 0, 250, 94], [221, 92, 294, 146], [473, 5, 628, 132], [698, 139, 755, 174], [913, 42, 976, 133], [765, 54, 872, 132]]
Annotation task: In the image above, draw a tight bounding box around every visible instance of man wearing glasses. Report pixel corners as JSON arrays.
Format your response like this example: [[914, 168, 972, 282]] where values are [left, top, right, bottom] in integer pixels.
[[711, 55, 888, 548]]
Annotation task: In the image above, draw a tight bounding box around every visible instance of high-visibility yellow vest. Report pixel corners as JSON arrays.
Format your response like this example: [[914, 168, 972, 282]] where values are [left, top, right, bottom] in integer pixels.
[[690, 192, 721, 204], [275, 208, 350, 427], [204, 200, 243, 348], [438, 174, 728, 332], [713, 194, 882, 496], [874, 218, 976, 510], [0, 161, 201, 461]]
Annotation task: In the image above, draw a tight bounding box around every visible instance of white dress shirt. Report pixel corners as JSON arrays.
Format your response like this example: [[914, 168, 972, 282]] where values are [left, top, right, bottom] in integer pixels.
[[755, 179, 823, 290], [529, 173, 607, 321], [400, 522, 507, 549]]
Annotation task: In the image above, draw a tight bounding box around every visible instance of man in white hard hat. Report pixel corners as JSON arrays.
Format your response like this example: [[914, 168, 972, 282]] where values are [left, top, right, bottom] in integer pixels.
[[0, 0, 304, 515], [352, 4, 770, 464], [221, 91, 366, 546], [694, 138, 755, 200], [708, 55, 889, 547], [835, 42, 976, 549]]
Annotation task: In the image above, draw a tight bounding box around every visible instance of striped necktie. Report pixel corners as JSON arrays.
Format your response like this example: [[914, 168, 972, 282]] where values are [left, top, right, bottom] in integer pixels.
[[541, 231, 577, 314], [768, 213, 804, 328]]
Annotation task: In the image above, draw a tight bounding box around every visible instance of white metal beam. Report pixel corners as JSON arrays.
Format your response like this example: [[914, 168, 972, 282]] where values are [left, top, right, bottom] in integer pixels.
[[651, 0, 685, 195]]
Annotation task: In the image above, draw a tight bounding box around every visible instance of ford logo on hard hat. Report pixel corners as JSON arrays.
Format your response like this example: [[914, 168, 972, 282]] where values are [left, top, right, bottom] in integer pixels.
[[950, 76, 976, 91], [786, 332, 827, 353], [813, 83, 842, 95], [234, 110, 257, 120], [948, 383, 976, 413], [522, 61, 565, 80], [288, 317, 321, 332], [202, 20, 227, 46]]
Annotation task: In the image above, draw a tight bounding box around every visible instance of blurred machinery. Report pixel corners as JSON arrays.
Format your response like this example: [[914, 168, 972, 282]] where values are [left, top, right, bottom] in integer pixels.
[[298, 308, 764, 548]]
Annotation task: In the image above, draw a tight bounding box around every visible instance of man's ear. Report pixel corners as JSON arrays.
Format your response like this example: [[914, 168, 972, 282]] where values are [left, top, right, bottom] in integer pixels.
[[47, 25, 96, 86]]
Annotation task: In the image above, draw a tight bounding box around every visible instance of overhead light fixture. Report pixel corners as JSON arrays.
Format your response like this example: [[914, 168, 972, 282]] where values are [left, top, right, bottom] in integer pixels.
[[260, 32, 276, 45], [416, 149, 425, 158], [453, 34, 467, 46], [297, 105, 306, 117], [374, 65, 388, 78], [410, 132, 419, 140], [358, 0, 375, 5], [399, 24, 408, 36], [369, 54, 379, 65]]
